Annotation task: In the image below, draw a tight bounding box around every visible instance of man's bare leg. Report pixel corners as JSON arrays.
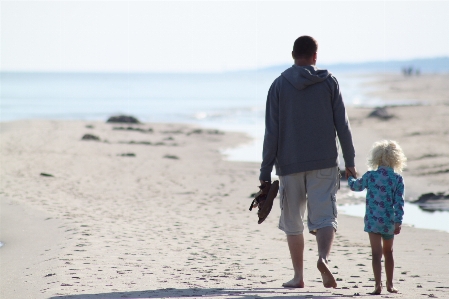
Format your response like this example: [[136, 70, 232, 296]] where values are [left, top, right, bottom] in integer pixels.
[[316, 226, 337, 288], [283, 234, 305, 288]]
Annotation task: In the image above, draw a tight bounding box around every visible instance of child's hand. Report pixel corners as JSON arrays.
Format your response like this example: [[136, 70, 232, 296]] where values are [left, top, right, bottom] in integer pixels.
[[394, 223, 402, 235]]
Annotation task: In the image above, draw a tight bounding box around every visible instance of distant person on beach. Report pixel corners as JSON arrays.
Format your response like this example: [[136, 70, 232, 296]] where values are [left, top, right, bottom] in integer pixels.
[[348, 140, 406, 295], [259, 35, 356, 288]]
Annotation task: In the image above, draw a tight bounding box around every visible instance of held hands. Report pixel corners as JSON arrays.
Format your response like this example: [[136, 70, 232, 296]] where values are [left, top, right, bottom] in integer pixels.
[[345, 167, 357, 179], [262, 167, 358, 182], [394, 223, 402, 235]]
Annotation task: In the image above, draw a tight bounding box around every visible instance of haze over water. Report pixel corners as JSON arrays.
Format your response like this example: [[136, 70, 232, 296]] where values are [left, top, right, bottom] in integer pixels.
[[5, 57, 448, 124]]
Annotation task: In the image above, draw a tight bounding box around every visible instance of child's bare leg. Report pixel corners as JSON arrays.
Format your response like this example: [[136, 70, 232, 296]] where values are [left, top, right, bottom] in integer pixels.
[[283, 234, 305, 288], [382, 238, 398, 293], [368, 233, 383, 295]]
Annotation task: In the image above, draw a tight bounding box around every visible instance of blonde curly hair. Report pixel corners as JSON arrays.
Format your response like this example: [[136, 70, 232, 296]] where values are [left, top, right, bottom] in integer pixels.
[[368, 140, 407, 172]]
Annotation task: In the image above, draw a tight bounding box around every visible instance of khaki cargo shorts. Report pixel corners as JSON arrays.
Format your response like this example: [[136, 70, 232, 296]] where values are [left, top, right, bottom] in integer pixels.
[[278, 166, 339, 235]]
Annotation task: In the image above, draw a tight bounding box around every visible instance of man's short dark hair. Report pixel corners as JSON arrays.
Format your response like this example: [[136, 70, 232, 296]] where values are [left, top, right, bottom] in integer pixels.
[[293, 36, 318, 59]]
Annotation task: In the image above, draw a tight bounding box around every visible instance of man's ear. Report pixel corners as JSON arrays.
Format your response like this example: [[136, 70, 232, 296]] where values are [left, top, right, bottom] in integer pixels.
[[313, 52, 317, 61], [292, 51, 296, 60]]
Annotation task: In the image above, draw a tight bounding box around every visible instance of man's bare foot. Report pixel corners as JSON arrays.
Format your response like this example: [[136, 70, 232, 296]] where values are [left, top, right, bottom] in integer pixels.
[[386, 282, 398, 293], [282, 277, 304, 288], [317, 259, 337, 288], [368, 283, 382, 295]]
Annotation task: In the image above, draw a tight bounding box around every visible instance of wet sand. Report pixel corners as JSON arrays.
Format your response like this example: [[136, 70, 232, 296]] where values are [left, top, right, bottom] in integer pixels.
[[1, 73, 449, 298]]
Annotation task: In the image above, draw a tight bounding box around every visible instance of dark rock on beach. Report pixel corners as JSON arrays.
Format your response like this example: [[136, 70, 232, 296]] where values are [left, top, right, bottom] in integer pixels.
[[40, 173, 54, 177], [164, 154, 179, 160], [118, 153, 136, 157], [187, 129, 224, 135], [412, 192, 449, 212], [127, 141, 154, 145], [414, 192, 449, 202], [368, 107, 394, 120], [118, 141, 170, 146], [81, 134, 100, 141], [106, 115, 140, 124], [113, 126, 153, 133]]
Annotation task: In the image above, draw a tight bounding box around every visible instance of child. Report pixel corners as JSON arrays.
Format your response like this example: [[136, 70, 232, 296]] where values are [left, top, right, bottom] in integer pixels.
[[348, 140, 406, 295]]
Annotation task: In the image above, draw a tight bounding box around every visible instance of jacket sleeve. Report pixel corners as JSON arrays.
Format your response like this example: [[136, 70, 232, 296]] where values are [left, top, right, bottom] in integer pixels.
[[330, 76, 355, 168], [259, 80, 280, 181], [348, 172, 368, 191], [393, 176, 405, 224]]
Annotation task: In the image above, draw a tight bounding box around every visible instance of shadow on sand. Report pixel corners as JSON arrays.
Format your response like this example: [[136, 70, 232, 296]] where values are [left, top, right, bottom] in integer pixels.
[[48, 287, 344, 299]]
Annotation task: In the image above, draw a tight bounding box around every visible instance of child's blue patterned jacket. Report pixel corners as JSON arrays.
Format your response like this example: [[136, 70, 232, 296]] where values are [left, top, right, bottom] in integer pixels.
[[348, 166, 405, 235]]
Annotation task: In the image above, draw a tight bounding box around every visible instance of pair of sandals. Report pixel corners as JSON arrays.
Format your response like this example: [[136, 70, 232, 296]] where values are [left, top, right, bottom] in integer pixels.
[[249, 180, 279, 224]]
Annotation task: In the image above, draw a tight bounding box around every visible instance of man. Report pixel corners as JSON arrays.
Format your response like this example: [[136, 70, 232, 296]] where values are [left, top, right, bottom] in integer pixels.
[[259, 36, 356, 288]]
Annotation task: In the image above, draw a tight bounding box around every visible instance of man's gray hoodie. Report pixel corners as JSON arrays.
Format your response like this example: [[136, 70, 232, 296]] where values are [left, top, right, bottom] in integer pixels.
[[259, 64, 355, 181]]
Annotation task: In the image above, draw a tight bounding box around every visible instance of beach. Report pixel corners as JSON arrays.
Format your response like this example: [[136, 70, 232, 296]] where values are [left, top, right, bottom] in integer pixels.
[[347, 73, 449, 199], [1, 73, 449, 299]]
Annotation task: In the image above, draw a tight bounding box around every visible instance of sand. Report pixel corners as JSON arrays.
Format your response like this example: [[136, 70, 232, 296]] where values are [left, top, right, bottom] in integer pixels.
[[1, 73, 448, 299], [347, 73, 449, 200]]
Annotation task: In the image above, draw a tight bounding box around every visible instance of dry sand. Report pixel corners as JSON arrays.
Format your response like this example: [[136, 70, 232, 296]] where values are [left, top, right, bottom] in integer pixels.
[[1, 73, 448, 299]]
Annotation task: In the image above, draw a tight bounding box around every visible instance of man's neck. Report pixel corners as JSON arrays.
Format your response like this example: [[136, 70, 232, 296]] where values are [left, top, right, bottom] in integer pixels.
[[294, 59, 315, 66]]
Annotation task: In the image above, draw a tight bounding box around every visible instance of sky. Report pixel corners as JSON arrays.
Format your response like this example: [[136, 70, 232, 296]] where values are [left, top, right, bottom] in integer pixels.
[[1, 0, 449, 73]]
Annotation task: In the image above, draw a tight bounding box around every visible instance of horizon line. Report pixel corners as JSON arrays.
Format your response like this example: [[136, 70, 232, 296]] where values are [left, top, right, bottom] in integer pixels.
[[1, 56, 448, 75]]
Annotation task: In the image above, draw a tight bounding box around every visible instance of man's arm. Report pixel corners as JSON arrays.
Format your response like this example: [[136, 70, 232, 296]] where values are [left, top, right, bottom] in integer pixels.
[[259, 81, 280, 182], [330, 76, 356, 176]]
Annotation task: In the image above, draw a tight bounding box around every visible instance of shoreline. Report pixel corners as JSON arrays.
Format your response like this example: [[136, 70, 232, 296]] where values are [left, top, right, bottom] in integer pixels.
[[346, 73, 449, 202]]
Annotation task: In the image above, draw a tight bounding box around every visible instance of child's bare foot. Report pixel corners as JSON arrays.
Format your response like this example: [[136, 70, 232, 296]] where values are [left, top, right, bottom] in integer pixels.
[[282, 277, 304, 288], [317, 258, 337, 288], [368, 283, 382, 295], [387, 282, 398, 293]]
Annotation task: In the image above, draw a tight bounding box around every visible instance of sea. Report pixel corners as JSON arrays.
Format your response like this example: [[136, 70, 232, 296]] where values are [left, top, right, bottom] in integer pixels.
[[1, 59, 448, 232]]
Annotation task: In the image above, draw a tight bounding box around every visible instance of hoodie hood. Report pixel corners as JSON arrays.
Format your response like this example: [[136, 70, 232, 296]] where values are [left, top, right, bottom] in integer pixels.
[[281, 65, 330, 91]]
